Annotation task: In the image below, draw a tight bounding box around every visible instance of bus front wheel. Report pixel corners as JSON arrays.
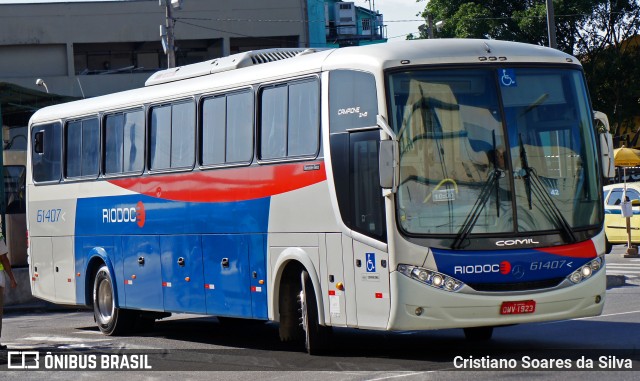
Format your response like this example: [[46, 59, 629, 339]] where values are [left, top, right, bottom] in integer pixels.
[[93, 265, 134, 335], [298, 270, 330, 355]]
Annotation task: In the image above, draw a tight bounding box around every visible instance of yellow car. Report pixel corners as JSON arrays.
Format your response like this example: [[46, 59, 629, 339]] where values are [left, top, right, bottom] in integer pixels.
[[603, 183, 640, 253]]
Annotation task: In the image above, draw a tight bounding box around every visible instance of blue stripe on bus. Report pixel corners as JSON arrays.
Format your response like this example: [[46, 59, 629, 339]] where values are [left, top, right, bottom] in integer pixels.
[[75, 195, 270, 318], [431, 247, 593, 284]]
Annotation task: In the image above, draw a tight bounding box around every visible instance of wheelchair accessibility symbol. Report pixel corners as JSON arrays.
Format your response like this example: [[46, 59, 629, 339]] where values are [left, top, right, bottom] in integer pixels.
[[500, 69, 517, 87], [366, 253, 376, 273]]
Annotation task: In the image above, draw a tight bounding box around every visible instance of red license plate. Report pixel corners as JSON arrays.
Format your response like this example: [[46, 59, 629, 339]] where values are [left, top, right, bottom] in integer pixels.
[[500, 300, 536, 315]]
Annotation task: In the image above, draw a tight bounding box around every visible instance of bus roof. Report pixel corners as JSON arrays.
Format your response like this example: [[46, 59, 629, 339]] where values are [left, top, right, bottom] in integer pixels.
[[29, 39, 579, 125]]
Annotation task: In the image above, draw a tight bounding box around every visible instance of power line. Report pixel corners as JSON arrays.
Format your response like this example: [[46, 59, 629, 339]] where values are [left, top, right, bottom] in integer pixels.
[[174, 19, 328, 47]]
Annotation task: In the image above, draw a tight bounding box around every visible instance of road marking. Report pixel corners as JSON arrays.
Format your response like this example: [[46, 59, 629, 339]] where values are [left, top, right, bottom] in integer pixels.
[[24, 335, 111, 343], [606, 263, 640, 275], [540, 309, 640, 324], [365, 371, 438, 381], [541, 309, 640, 324], [573, 310, 640, 320]]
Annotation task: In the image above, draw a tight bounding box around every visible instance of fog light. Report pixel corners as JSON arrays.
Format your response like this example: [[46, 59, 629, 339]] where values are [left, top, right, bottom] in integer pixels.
[[415, 307, 423, 316], [595, 295, 602, 304]]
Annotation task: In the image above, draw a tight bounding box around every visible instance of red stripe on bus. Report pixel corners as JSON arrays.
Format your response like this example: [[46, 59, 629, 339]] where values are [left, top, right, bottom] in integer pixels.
[[107, 161, 326, 203], [534, 240, 597, 258]]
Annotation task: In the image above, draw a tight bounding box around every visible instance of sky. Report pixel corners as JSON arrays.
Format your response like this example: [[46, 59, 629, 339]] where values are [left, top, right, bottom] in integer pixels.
[[1, 0, 427, 40], [374, 0, 426, 39]]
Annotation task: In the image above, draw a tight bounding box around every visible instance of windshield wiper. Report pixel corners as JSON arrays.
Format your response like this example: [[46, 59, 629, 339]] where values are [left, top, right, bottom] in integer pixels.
[[452, 169, 503, 250], [518, 135, 577, 243], [519, 134, 533, 210], [452, 132, 503, 249]]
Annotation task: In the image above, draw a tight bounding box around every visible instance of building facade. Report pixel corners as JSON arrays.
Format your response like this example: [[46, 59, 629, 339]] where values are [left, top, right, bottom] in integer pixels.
[[0, 0, 312, 99], [0, 0, 385, 101]]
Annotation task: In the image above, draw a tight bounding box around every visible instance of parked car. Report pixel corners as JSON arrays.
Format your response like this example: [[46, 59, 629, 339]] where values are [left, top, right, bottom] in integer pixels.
[[603, 183, 640, 253]]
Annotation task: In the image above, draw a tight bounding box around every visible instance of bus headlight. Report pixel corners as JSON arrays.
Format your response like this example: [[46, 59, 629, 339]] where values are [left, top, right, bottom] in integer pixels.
[[567, 256, 603, 284], [397, 264, 464, 292]]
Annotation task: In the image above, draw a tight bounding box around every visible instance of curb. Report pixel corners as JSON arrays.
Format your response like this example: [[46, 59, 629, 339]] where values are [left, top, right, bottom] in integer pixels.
[[606, 274, 627, 289]]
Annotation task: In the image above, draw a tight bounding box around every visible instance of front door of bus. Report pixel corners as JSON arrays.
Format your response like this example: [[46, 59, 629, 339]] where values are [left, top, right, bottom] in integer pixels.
[[329, 129, 391, 329]]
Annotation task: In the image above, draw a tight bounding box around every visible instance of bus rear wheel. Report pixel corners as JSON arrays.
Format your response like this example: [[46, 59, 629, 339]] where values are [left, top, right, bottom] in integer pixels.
[[463, 326, 494, 341], [93, 265, 134, 335], [298, 270, 330, 355]]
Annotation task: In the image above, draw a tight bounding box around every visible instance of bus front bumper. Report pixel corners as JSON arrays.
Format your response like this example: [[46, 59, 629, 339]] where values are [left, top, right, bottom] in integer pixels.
[[387, 268, 606, 331]]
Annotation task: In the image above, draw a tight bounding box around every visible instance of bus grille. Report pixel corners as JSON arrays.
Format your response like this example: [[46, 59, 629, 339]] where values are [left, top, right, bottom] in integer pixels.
[[467, 278, 565, 292]]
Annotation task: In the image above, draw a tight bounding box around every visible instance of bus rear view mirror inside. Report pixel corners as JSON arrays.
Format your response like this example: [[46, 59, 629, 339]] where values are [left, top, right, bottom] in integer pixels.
[[34, 131, 44, 154]]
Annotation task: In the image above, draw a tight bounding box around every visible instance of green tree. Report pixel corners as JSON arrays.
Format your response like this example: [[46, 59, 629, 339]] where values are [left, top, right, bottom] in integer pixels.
[[416, 0, 598, 54], [577, 1, 640, 137], [415, 0, 640, 140]]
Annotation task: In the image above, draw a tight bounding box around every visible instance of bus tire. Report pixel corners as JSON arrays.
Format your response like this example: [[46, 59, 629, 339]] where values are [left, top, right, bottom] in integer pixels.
[[93, 265, 134, 336], [605, 237, 612, 254], [463, 326, 493, 341], [299, 270, 330, 355]]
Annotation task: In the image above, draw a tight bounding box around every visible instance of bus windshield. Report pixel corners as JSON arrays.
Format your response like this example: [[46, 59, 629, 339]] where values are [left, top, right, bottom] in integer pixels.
[[387, 67, 601, 240]]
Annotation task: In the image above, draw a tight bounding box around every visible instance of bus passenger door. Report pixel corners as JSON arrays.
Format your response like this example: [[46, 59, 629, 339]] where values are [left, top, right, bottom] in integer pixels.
[[202, 235, 252, 318], [160, 235, 206, 314], [30, 237, 55, 302], [121, 236, 163, 311]]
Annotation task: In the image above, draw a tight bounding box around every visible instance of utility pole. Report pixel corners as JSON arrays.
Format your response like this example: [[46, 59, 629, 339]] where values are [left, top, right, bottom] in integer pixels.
[[546, 0, 557, 49], [160, 0, 182, 68], [427, 14, 434, 39]]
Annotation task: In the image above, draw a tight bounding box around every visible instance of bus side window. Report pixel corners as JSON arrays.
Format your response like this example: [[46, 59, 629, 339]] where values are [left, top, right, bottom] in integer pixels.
[[31, 122, 62, 183], [259, 78, 319, 161], [201, 90, 254, 166], [150, 101, 195, 170]]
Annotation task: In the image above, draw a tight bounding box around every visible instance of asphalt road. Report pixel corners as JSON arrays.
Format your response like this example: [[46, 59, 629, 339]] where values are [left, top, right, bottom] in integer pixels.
[[1, 249, 639, 380]]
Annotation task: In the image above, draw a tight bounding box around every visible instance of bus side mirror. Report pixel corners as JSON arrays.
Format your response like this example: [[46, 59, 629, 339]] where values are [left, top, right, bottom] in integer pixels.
[[379, 139, 398, 193], [594, 111, 615, 178]]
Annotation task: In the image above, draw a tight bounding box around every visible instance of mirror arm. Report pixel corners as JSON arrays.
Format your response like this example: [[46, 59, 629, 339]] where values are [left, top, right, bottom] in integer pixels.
[[377, 115, 397, 141]]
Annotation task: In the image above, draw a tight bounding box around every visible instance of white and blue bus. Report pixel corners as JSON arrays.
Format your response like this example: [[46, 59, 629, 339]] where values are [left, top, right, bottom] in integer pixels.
[[27, 39, 613, 354]]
